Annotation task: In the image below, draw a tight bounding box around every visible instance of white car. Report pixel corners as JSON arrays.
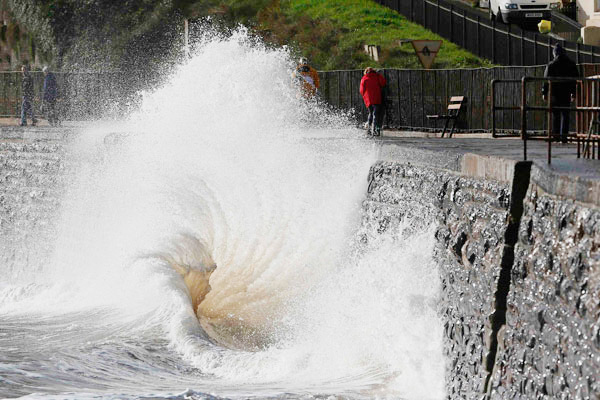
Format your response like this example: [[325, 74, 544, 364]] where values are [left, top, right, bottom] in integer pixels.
[[489, 0, 561, 24]]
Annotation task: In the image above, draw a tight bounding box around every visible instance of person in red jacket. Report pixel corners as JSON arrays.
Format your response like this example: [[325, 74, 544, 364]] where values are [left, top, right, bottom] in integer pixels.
[[360, 67, 386, 136]]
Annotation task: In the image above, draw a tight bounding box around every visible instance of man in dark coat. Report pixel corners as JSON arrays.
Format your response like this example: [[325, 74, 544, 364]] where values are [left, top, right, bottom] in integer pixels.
[[20, 64, 37, 126], [42, 66, 59, 126], [542, 44, 580, 143]]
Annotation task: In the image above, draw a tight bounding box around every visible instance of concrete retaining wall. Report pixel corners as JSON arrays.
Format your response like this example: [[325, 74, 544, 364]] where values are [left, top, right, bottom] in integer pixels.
[[0, 127, 69, 274], [3, 128, 600, 398], [366, 146, 600, 399]]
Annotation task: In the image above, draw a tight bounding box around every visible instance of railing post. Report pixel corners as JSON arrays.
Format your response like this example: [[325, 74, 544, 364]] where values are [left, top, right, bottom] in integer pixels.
[[548, 80, 553, 164], [507, 24, 512, 65], [450, 4, 454, 42], [521, 29, 524, 65], [533, 34, 537, 65], [476, 15, 480, 55], [521, 77, 528, 160], [492, 19, 496, 64], [576, 43, 580, 64], [410, 0, 414, 21], [492, 79, 497, 137], [462, 10, 472, 49], [436, 0, 440, 33]]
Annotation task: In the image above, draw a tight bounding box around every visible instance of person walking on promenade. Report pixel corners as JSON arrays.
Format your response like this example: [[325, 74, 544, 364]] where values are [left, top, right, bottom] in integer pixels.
[[20, 63, 37, 127], [360, 67, 386, 136], [293, 57, 320, 98], [42, 66, 59, 126], [542, 43, 580, 143]]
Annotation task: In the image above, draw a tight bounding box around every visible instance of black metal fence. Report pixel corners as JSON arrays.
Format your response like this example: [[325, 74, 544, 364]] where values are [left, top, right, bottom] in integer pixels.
[[0, 71, 138, 120], [374, 0, 598, 66], [319, 65, 553, 133], [551, 11, 582, 43]]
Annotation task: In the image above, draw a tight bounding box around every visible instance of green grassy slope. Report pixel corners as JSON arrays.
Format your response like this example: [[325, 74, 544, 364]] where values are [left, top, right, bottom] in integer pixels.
[[257, 0, 493, 69]]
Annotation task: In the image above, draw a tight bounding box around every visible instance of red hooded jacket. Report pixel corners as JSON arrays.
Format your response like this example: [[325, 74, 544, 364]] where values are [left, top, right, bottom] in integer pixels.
[[360, 71, 386, 107]]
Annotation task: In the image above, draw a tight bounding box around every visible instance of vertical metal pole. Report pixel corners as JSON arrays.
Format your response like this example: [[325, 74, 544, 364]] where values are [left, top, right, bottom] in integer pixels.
[[492, 19, 496, 64], [533, 35, 537, 65], [408, 71, 413, 128], [436, 0, 440, 33], [337, 71, 341, 107], [521, 29, 524, 65], [576, 43, 580, 64], [421, 70, 425, 128], [548, 80, 553, 164], [521, 77, 528, 160], [476, 15, 481, 57], [470, 69, 474, 130], [507, 24, 512, 65], [434, 70, 437, 121], [396, 70, 401, 127], [410, 0, 414, 21], [449, 4, 454, 41], [184, 19, 189, 57], [469, 12, 472, 51], [492, 80, 496, 137]]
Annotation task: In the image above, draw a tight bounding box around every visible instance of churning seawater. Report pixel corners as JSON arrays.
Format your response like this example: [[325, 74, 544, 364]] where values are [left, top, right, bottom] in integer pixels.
[[0, 31, 445, 400]]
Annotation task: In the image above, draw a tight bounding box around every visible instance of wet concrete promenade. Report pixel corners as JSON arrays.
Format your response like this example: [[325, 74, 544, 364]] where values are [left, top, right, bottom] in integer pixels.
[[379, 132, 600, 182]]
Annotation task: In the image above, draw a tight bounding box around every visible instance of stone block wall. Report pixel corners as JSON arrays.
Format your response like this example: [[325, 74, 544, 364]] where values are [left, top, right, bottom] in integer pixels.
[[489, 165, 600, 399], [364, 156, 517, 399], [0, 129, 66, 276], [365, 150, 600, 399]]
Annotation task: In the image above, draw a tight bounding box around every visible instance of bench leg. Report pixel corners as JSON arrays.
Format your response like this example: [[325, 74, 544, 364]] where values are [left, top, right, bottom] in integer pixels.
[[449, 118, 457, 138], [441, 118, 450, 138]]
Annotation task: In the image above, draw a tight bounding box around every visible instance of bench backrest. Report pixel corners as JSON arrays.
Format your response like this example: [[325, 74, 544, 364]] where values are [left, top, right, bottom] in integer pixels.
[[447, 96, 465, 115]]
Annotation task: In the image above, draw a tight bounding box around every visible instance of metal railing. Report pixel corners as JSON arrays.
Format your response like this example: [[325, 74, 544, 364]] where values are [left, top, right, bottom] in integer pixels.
[[551, 11, 582, 43], [492, 76, 600, 163], [374, 0, 598, 66], [0, 71, 139, 120]]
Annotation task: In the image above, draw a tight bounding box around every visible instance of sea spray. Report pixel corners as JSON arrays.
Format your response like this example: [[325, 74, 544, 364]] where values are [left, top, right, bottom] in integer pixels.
[[0, 29, 444, 399]]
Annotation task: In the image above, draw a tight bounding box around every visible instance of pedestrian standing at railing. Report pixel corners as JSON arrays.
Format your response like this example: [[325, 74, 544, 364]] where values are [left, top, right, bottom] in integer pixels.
[[360, 67, 386, 136], [20, 63, 37, 127], [42, 66, 59, 126], [542, 44, 580, 144]]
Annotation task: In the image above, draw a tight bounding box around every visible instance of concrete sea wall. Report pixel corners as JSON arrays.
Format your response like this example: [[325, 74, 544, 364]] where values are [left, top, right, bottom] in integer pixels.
[[0, 128, 69, 274], [3, 128, 600, 398], [366, 146, 600, 399]]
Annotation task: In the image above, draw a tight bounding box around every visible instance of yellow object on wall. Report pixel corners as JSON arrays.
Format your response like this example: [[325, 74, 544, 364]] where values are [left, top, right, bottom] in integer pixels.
[[538, 20, 551, 34]]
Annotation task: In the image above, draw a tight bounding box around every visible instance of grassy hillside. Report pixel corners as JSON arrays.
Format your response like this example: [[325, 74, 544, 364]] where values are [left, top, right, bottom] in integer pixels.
[[257, 0, 492, 69], [5, 0, 491, 73]]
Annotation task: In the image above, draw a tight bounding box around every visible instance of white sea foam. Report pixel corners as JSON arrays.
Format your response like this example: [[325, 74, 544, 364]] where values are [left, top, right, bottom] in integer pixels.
[[0, 29, 444, 399]]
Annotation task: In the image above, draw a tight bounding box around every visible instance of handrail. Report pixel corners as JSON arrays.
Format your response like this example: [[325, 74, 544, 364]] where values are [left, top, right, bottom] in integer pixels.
[[520, 76, 600, 163]]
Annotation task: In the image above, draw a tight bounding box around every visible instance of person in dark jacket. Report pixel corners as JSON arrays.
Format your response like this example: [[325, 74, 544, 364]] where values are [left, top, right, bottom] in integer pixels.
[[20, 64, 37, 126], [360, 67, 386, 136], [542, 44, 580, 143], [42, 66, 59, 126]]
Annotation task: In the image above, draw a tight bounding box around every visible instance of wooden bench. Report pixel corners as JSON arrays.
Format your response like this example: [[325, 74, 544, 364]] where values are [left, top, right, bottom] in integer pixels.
[[427, 96, 465, 138]]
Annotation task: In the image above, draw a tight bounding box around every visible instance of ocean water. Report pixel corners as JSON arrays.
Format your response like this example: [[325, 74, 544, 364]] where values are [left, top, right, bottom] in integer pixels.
[[0, 31, 445, 400]]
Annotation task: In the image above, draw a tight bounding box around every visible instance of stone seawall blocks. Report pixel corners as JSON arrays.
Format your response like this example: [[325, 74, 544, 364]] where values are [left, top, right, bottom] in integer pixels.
[[489, 181, 600, 398], [365, 159, 513, 399], [368, 147, 600, 399], [0, 132, 66, 275]]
